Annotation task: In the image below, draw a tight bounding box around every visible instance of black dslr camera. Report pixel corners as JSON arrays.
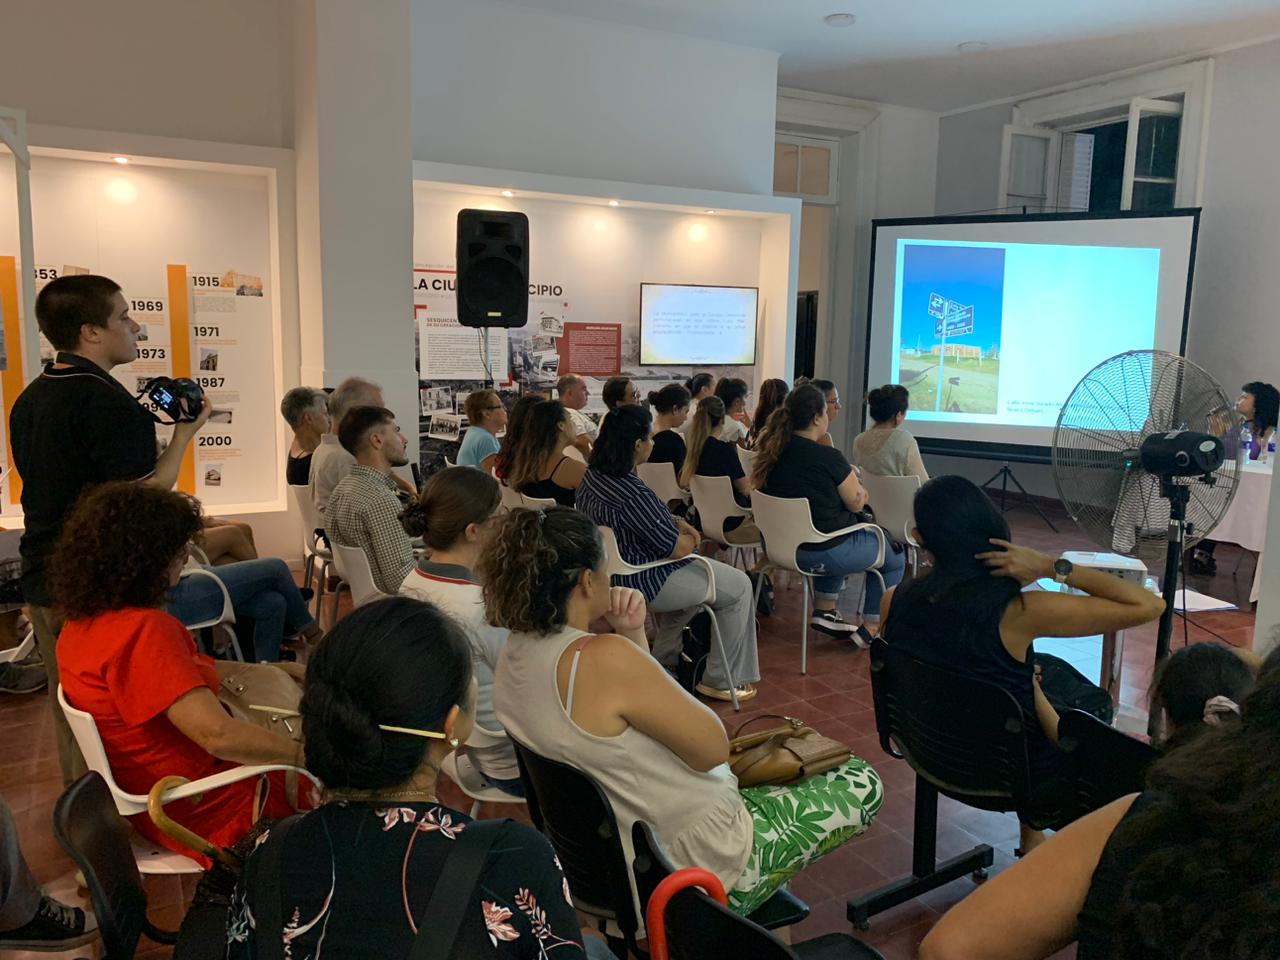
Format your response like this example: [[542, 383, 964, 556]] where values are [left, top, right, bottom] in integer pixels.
[[141, 376, 205, 423]]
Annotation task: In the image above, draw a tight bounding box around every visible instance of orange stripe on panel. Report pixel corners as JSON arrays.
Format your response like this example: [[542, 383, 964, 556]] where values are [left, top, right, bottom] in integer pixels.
[[0, 257, 26, 504], [165, 264, 196, 495]]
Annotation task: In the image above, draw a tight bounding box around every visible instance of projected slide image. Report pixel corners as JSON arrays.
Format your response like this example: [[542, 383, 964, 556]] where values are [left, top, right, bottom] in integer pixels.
[[898, 244, 1005, 414]]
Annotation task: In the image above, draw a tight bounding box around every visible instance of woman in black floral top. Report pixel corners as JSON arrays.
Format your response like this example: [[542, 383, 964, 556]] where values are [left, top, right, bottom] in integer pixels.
[[227, 598, 586, 959]]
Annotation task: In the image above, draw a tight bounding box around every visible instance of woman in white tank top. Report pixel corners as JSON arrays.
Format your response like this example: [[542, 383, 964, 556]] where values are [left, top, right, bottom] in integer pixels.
[[481, 507, 884, 917]]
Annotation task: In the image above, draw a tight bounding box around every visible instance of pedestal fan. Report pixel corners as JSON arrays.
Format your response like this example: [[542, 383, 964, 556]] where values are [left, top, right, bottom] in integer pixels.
[[1052, 351, 1243, 730]]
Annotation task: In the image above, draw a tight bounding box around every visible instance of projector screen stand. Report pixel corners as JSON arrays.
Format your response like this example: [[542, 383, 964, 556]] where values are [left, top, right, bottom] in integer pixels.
[[981, 462, 1058, 532]]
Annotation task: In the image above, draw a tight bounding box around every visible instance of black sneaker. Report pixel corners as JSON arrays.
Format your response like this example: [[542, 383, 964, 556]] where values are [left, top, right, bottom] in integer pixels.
[[0, 895, 97, 949], [0, 661, 47, 695], [810, 610, 859, 640]]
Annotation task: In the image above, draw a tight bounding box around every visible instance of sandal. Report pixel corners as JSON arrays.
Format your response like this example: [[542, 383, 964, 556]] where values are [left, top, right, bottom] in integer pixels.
[[695, 682, 758, 703]]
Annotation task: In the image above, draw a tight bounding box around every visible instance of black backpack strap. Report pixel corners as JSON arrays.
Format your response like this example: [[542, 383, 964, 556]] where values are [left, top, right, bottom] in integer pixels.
[[409, 819, 508, 960], [252, 815, 301, 960]]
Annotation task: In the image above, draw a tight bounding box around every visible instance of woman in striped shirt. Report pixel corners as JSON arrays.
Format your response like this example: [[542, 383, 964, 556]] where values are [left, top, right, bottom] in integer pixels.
[[575, 406, 760, 702]]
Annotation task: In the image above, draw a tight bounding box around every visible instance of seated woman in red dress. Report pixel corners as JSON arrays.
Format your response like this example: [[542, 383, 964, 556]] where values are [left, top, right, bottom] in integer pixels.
[[53, 482, 303, 860]]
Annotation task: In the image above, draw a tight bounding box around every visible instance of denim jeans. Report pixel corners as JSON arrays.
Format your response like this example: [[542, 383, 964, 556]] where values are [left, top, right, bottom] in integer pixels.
[[795, 529, 906, 622], [167, 559, 316, 662]]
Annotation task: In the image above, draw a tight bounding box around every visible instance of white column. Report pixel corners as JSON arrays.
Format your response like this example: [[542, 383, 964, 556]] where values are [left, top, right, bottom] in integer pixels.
[[1252, 468, 1280, 655], [293, 0, 417, 461]]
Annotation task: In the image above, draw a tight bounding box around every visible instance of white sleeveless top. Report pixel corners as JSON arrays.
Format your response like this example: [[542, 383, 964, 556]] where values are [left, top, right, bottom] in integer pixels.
[[494, 625, 753, 912]]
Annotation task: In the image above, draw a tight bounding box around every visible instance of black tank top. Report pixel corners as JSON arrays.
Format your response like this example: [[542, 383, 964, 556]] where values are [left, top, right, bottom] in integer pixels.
[[519, 457, 576, 507]]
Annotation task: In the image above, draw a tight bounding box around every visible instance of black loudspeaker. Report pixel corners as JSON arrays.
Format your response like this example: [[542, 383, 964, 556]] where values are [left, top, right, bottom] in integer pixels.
[[456, 208, 529, 328]]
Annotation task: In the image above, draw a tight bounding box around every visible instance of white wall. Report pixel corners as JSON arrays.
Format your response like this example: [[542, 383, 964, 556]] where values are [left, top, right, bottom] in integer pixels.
[[934, 104, 1014, 216], [0, 0, 292, 148], [411, 0, 780, 195]]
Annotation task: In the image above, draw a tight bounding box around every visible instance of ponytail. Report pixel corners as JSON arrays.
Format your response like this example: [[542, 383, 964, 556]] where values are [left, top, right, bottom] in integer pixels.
[[751, 383, 825, 488], [680, 396, 725, 487]]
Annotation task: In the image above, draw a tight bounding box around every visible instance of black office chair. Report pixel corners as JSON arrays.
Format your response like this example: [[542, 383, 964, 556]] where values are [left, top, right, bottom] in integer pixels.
[[49, 772, 178, 960], [651, 871, 887, 960], [631, 821, 810, 932], [847, 641, 1062, 929], [1055, 708, 1158, 819], [512, 738, 644, 959]]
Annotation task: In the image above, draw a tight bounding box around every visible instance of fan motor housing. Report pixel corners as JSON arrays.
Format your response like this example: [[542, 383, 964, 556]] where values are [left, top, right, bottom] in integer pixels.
[[1139, 430, 1225, 478]]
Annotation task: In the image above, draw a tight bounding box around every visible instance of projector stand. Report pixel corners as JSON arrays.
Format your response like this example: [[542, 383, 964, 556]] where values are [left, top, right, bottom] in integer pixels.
[[980, 462, 1057, 532]]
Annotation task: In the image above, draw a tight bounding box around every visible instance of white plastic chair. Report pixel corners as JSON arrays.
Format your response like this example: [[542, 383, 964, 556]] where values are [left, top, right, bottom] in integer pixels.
[[497, 481, 524, 513], [749, 491, 887, 675], [444, 456, 456, 468], [636, 461, 689, 505], [517, 492, 557, 510], [439, 725, 526, 817], [328, 543, 390, 620], [858, 473, 922, 574], [0, 625, 35, 664], [178, 566, 245, 661], [736, 446, 758, 476], [689, 474, 761, 569], [290, 483, 341, 619], [597, 526, 744, 711], [57, 686, 320, 875]]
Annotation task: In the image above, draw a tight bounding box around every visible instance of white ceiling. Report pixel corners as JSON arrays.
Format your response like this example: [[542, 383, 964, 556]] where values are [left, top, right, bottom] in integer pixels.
[[498, 0, 1280, 111]]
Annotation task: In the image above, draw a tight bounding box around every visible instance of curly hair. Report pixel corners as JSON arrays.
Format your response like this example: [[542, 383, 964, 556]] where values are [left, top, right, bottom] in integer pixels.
[[476, 507, 603, 635], [50, 481, 203, 619], [1103, 647, 1280, 959]]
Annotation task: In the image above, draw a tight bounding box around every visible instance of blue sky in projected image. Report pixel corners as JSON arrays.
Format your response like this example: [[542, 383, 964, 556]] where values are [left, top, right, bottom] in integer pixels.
[[899, 243, 1006, 352]]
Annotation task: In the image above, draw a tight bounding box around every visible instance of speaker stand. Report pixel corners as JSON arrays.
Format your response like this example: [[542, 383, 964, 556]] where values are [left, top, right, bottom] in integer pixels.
[[980, 462, 1058, 532], [480, 328, 494, 389]]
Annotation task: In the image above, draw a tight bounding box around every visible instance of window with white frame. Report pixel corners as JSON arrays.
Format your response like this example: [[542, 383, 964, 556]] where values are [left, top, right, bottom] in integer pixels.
[[773, 133, 839, 203], [998, 60, 1210, 214]]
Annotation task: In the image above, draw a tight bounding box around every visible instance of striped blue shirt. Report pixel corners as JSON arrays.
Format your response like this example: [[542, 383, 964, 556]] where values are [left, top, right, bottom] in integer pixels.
[[575, 469, 690, 600]]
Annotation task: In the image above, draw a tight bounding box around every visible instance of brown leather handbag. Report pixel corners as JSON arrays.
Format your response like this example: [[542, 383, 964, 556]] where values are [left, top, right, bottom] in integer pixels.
[[729, 714, 851, 788]]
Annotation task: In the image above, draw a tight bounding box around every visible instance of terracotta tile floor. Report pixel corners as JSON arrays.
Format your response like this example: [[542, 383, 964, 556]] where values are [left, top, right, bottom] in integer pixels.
[[1, 498, 1259, 960]]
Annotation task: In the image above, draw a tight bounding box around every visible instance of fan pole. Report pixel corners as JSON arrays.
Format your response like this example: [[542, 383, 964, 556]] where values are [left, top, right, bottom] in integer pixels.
[[1149, 480, 1190, 737]]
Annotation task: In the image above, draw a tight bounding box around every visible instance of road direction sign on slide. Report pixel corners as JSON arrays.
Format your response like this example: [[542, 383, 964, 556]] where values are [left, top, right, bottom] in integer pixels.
[[935, 303, 973, 338], [928, 292, 947, 319]]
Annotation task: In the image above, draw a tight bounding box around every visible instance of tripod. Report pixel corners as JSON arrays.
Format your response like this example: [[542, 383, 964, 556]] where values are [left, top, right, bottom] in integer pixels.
[[980, 461, 1058, 532], [1148, 479, 1190, 738]]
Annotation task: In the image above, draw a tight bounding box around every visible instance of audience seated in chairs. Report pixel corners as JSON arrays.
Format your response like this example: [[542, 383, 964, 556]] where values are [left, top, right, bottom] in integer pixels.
[[399, 466, 523, 797], [456, 388, 507, 473], [195, 516, 259, 566], [280, 385, 329, 486], [679, 372, 716, 435], [228, 598, 596, 959], [746, 377, 788, 449], [921, 647, 1280, 960], [882, 475, 1164, 854], [556, 374, 597, 458], [680, 397, 760, 546], [576, 405, 760, 703], [483, 507, 883, 916], [53, 483, 307, 863], [752, 383, 906, 644], [646, 383, 692, 475], [309, 377, 414, 519], [500, 400, 585, 507], [714, 377, 751, 445], [1150, 641, 1259, 751], [326, 406, 416, 595], [853, 384, 929, 482]]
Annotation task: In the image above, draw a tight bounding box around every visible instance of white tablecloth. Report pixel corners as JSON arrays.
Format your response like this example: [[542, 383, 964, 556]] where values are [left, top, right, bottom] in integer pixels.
[[1212, 459, 1272, 603]]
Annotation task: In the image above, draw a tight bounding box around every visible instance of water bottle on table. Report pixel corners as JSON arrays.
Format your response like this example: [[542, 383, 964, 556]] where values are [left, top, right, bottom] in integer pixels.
[[1241, 422, 1254, 461]]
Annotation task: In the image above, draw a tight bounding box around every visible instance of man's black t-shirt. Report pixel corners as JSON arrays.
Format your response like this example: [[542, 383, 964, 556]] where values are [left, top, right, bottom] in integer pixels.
[[761, 434, 856, 538], [696, 435, 749, 507], [10, 353, 157, 605]]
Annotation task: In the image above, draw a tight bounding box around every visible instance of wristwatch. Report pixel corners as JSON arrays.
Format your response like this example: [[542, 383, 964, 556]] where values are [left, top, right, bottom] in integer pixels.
[[1052, 557, 1074, 585]]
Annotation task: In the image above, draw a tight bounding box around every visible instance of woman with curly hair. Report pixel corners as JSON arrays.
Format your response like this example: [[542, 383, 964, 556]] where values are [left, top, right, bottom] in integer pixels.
[[54, 482, 306, 860], [485, 507, 883, 918], [921, 647, 1280, 960]]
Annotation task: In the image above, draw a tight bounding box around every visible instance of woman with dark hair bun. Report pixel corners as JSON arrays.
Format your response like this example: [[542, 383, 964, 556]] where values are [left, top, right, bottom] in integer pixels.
[[921, 646, 1280, 960], [228, 598, 590, 959], [714, 377, 752, 445], [853, 383, 928, 482], [647, 383, 692, 474]]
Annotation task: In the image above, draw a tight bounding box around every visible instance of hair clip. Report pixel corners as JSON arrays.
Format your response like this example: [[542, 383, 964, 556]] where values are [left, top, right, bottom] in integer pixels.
[[1203, 695, 1241, 726], [249, 706, 460, 748], [536, 509, 547, 524]]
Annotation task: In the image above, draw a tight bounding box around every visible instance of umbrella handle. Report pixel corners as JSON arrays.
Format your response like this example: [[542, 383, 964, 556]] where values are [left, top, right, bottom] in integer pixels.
[[146, 776, 239, 868]]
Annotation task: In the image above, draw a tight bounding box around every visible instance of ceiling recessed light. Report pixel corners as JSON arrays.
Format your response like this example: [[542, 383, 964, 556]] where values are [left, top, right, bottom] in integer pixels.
[[607, 199, 620, 207], [823, 12, 856, 27], [956, 41, 990, 54], [500, 189, 515, 198], [704, 209, 716, 215], [111, 156, 129, 164]]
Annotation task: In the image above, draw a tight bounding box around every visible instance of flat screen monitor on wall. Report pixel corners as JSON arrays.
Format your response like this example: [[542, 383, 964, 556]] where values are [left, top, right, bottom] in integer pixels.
[[863, 209, 1200, 463], [639, 283, 759, 366]]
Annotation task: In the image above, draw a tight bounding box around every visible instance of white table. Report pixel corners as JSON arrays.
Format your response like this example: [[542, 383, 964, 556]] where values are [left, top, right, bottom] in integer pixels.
[[1212, 459, 1272, 602]]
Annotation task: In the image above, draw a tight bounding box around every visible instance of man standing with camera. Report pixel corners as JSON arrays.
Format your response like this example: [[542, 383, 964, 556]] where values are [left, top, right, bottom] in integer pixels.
[[8, 275, 211, 783]]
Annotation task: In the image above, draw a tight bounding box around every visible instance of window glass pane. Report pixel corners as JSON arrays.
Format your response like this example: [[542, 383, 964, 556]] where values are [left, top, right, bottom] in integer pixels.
[[774, 142, 799, 194], [1008, 134, 1049, 197], [1132, 179, 1176, 211], [1134, 114, 1180, 180], [1080, 121, 1127, 212], [798, 145, 831, 196]]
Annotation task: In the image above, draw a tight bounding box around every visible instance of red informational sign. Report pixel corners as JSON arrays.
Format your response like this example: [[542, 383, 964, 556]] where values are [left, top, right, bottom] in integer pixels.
[[557, 322, 621, 376]]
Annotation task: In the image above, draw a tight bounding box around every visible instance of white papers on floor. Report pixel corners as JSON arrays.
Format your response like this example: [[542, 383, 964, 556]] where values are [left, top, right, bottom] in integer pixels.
[[1175, 588, 1237, 613]]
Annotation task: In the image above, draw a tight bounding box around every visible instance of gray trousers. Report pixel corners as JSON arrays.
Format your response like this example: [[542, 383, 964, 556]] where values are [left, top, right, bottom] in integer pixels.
[[0, 795, 40, 932], [649, 558, 760, 690]]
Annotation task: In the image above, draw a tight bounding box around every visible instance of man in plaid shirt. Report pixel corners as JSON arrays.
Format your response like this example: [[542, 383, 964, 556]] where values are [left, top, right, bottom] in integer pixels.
[[326, 406, 415, 594]]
